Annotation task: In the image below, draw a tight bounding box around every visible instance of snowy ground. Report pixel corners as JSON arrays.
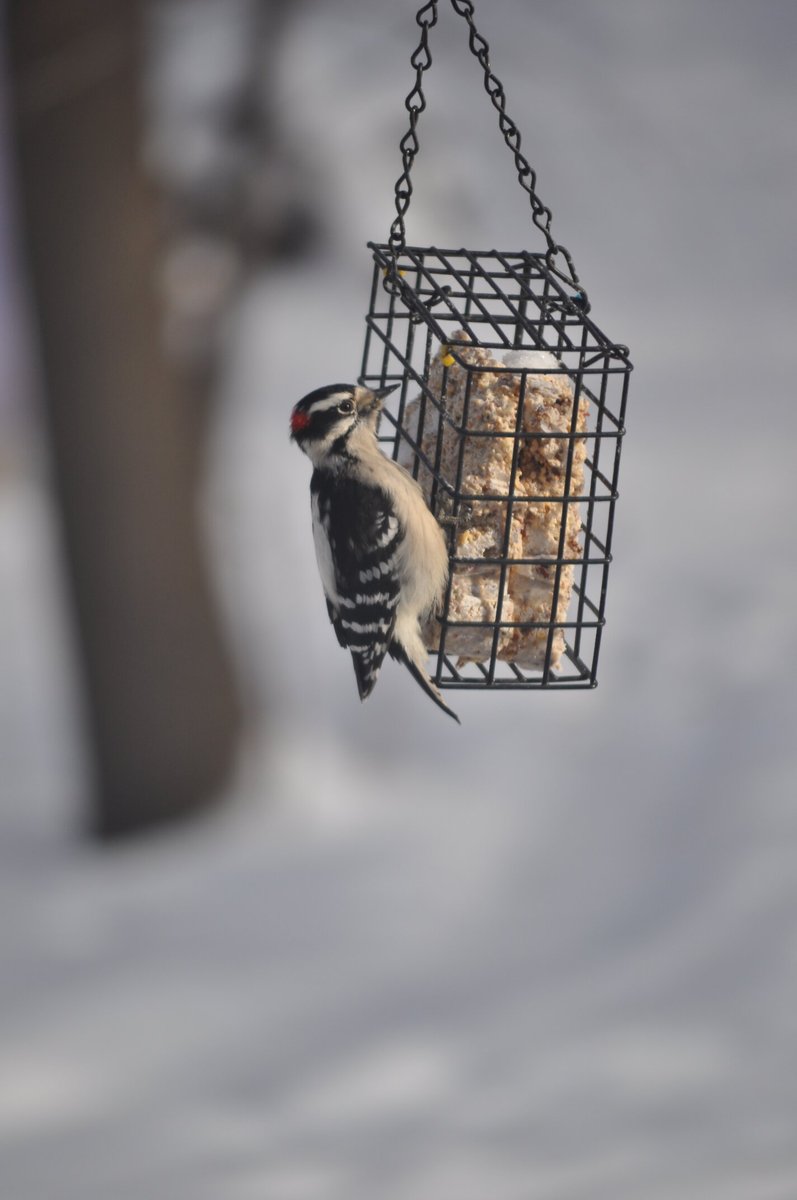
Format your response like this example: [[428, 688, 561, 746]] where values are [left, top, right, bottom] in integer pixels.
[[2, 1, 797, 1197]]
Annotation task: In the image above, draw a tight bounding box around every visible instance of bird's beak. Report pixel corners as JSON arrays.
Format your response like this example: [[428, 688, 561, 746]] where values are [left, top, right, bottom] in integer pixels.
[[372, 383, 400, 401], [355, 383, 399, 416]]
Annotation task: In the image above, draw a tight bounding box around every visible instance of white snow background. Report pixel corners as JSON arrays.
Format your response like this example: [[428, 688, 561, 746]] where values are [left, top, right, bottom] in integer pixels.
[[1, 1, 797, 1197]]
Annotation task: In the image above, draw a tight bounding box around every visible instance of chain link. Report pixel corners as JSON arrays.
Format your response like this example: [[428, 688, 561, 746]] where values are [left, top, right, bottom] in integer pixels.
[[388, 1, 439, 256], [387, 0, 586, 306]]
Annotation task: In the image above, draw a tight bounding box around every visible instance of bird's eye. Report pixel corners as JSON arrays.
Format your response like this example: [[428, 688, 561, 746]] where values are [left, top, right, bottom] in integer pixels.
[[338, 399, 355, 414]]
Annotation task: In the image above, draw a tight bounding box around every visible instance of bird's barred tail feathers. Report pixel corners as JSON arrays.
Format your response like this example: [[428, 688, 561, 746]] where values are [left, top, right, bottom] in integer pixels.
[[389, 622, 460, 724], [350, 644, 384, 702]]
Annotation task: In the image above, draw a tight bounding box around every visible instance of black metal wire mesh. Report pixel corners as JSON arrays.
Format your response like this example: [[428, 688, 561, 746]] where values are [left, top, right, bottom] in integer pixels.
[[359, 243, 632, 691]]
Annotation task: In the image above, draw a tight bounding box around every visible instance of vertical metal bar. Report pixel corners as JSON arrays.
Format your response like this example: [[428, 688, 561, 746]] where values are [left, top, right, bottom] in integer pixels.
[[514, 251, 532, 349], [541, 321, 588, 684], [573, 359, 609, 662], [381, 259, 399, 389], [590, 364, 630, 681], [434, 362, 476, 685], [429, 356, 450, 511], [393, 312, 417, 462], [486, 369, 526, 683], [389, 252, 424, 462], [464, 253, 477, 328], [360, 257, 380, 385]]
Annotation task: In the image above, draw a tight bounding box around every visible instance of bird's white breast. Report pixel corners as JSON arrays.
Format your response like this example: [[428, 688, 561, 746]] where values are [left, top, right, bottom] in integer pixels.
[[348, 432, 448, 620]]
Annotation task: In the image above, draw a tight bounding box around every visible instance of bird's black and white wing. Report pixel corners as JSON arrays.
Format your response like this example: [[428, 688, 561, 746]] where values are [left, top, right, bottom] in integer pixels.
[[311, 471, 402, 700]]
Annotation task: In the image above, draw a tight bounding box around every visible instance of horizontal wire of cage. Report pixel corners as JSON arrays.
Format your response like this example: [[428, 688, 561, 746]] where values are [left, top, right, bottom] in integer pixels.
[[359, 244, 632, 690]]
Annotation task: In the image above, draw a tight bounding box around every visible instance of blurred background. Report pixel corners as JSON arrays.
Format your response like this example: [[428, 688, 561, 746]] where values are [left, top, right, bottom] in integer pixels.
[[1, 0, 796, 1196]]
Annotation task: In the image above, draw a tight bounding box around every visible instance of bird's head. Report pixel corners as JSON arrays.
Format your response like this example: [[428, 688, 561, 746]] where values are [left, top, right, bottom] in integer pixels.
[[290, 383, 398, 464]]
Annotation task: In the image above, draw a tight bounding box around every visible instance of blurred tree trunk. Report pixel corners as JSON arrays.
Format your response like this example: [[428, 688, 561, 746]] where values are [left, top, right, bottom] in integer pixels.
[[6, 0, 242, 837]]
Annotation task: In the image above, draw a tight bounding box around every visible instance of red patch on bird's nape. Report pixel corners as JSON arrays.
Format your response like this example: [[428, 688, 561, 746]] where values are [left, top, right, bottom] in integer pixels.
[[290, 408, 311, 436]]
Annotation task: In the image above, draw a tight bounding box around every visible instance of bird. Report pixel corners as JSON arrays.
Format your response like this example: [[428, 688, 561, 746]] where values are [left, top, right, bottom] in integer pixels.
[[290, 382, 460, 723]]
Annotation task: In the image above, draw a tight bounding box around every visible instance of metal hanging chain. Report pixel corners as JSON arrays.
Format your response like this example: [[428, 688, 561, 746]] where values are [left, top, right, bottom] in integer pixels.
[[388, 0, 439, 256], [388, 0, 587, 306]]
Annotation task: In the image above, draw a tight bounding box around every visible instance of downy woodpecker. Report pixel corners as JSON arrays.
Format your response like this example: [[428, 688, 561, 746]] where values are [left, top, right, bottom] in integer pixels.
[[290, 383, 459, 722]]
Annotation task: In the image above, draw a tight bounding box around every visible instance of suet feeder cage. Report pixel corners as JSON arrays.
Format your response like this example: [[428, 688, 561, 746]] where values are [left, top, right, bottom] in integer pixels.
[[359, 0, 632, 692]]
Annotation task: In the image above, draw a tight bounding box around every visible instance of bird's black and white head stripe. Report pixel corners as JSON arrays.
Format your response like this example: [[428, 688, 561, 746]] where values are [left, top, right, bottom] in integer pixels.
[[290, 384, 357, 453], [290, 383, 399, 463], [290, 383, 354, 432]]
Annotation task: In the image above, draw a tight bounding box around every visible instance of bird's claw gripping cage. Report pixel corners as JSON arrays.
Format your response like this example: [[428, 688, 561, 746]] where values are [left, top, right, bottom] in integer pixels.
[[358, 0, 632, 692]]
